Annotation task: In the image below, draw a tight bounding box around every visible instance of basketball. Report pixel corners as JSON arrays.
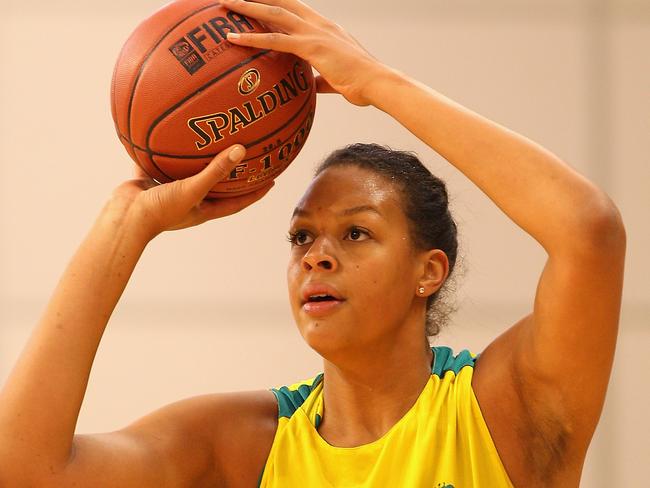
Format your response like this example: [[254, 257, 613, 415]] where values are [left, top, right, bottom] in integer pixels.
[[111, 0, 317, 197]]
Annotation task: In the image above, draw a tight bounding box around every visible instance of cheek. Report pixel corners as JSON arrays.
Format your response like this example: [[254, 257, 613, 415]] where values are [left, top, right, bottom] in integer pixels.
[[286, 259, 302, 305], [348, 262, 390, 302], [354, 254, 415, 301]]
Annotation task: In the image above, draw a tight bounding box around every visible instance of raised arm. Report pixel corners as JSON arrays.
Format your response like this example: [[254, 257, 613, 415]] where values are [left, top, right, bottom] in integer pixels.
[[0, 146, 275, 486], [364, 66, 625, 484], [222, 0, 626, 484]]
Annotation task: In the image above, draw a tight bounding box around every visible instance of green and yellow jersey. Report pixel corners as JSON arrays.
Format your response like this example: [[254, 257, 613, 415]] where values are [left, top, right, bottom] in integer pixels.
[[258, 346, 513, 487]]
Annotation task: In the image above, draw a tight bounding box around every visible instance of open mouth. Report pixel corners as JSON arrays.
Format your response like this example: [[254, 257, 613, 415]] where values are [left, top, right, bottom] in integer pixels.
[[302, 292, 345, 317], [300, 284, 345, 316], [307, 294, 339, 303]]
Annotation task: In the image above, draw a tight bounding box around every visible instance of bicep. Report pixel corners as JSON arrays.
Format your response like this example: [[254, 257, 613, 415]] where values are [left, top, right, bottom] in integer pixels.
[[51, 397, 217, 488], [60, 431, 186, 488], [47, 390, 277, 488], [520, 229, 625, 415], [472, 215, 625, 482], [483, 212, 625, 438]]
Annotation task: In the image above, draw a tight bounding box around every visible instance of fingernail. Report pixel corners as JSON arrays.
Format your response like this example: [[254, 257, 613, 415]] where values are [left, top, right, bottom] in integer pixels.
[[227, 32, 241, 40], [229, 145, 245, 162]]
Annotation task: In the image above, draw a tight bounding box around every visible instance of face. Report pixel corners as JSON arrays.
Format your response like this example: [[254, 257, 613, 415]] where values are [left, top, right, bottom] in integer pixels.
[[286, 165, 432, 358]]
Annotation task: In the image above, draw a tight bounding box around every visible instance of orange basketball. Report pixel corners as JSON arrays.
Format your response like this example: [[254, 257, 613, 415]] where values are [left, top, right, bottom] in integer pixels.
[[111, 0, 317, 197]]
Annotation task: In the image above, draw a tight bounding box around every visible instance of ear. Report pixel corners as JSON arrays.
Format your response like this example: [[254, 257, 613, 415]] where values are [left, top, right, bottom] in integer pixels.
[[417, 249, 449, 297]]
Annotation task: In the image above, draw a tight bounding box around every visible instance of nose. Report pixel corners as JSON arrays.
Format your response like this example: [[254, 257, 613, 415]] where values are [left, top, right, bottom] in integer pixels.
[[302, 237, 338, 272]]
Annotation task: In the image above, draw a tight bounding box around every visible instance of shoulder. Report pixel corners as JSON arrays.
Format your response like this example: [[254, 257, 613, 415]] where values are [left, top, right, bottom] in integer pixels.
[[207, 390, 279, 486], [208, 375, 326, 485], [145, 389, 280, 487]]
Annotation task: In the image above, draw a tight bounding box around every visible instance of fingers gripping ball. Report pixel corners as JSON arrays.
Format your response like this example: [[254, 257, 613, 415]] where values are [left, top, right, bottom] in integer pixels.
[[111, 0, 317, 197]]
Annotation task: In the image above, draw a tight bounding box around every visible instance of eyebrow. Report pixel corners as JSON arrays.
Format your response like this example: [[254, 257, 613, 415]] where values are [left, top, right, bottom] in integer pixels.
[[291, 204, 383, 219]]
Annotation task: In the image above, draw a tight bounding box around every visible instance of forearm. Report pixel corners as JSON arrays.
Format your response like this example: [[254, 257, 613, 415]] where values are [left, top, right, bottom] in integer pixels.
[[366, 69, 618, 252], [0, 198, 150, 476]]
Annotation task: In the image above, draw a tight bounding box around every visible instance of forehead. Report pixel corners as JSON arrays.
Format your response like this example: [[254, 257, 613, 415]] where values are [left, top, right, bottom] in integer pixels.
[[292, 165, 403, 220]]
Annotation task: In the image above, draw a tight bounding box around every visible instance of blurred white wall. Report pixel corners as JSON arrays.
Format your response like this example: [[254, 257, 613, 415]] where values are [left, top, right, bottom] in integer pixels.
[[1, 0, 648, 486]]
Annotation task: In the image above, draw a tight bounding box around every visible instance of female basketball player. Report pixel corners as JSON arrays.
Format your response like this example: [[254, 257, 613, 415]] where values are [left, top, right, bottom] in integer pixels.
[[0, 0, 625, 486]]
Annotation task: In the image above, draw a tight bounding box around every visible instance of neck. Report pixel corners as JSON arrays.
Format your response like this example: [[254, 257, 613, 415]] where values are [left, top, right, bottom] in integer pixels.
[[318, 333, 434, 447]]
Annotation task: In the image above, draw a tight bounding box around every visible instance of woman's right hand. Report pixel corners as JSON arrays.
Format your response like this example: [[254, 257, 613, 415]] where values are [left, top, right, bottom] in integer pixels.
[[0, 143, 275, 488], [112, 144, 274, 240]]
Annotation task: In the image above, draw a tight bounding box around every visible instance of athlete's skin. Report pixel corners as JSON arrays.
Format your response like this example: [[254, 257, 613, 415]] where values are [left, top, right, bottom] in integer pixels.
[[0, 1, 626, 487]]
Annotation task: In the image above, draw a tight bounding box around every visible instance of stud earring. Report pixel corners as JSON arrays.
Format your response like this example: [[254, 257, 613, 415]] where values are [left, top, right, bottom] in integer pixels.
[[418, 286, 425, 295]]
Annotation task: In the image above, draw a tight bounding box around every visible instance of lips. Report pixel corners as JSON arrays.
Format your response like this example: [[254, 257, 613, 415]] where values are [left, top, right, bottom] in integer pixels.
[[301, 282, 345, 305], [299, 283, 346, 317]]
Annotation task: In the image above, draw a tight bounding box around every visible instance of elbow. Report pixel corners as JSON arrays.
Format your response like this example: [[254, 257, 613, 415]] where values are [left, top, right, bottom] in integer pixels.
[[574, 192, 626, 255]]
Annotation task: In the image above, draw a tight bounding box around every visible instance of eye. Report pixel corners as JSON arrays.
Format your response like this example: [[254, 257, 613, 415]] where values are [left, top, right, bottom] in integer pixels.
[[287, 230, 314, 246], [345, 227, 370, 241]]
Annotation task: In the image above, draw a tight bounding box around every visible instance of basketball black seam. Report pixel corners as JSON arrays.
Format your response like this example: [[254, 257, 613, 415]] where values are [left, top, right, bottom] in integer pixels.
[[206, 111, 315, 194], [151, 102, 316, 192], [234, 84, 314, 151], [118, 76, 314, 159], [129, 82, 314, 182], [125, 2, 222, 144], [144, 48, 271, 152], [120, 78, 314, 157], [152, 96, 314, 164]]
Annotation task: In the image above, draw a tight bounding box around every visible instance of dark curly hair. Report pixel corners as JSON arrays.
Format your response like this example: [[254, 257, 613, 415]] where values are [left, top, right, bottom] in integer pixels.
[[315, 143, 459, 337]]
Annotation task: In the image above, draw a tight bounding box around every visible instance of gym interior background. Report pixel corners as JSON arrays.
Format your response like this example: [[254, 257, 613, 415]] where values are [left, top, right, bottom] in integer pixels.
[[0, 0, 647, 485]]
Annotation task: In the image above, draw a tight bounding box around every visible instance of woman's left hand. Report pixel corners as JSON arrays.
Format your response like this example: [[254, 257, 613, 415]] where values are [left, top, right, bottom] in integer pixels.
[[221, 0, 391, 106]]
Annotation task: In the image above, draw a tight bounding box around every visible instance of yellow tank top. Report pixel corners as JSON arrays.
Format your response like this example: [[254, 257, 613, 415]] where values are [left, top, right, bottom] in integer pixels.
[[258, 346, 514, 487]]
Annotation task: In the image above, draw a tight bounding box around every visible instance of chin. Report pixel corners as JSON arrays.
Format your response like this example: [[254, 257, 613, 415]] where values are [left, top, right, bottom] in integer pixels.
[[297, 319, 357, 360]]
